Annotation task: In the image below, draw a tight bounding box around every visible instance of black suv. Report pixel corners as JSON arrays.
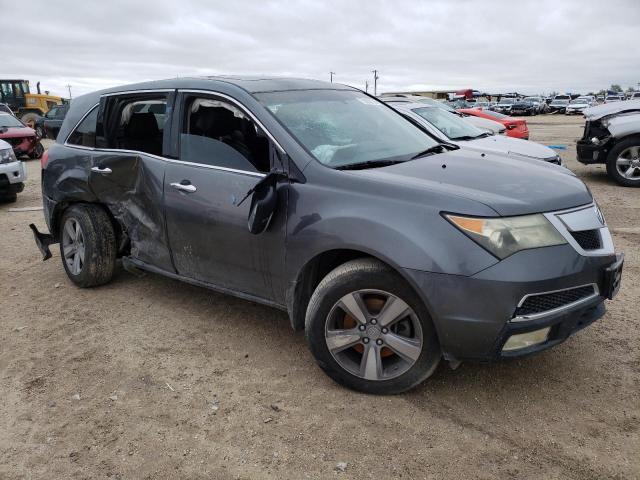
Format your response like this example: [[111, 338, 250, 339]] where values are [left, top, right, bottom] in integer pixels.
[[31, 77, 622, 394]]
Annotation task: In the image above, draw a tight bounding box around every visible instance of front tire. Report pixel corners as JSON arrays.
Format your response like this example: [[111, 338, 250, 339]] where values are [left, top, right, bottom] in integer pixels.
[[606, 136, 640, 187], [305, 258, 441, 394], [59, 204, 117, 287]]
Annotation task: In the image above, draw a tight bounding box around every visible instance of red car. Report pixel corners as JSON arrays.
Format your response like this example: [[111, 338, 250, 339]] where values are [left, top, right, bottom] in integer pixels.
[[0, 112, 44, 159], [458, 108, 529, 139]]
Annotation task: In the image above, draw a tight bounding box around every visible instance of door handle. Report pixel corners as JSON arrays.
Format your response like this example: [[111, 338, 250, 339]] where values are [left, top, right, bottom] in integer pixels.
[[91, 166, 112, 174], [170, 182, 197, 193]]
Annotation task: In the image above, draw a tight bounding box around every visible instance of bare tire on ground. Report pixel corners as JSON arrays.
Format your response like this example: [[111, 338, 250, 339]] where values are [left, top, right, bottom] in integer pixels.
[[59, 204, 117, 287], [606, 136, 640, 187], [20, 112, 39, 129], [305, 258, 441, 394]]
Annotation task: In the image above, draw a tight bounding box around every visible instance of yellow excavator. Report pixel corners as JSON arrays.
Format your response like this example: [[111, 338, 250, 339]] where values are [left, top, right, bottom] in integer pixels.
[[0, 79, 64, 128]]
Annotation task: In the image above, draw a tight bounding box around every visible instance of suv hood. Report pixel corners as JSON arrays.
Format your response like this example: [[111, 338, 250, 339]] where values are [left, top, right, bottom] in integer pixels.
[[460, 135, 557, 160], [584, 99, 640, 120], [356, 149, 590, 216]]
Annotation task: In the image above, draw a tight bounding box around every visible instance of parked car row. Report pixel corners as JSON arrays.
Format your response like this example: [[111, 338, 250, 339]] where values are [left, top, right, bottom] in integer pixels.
[[29, 77, 623, 394]]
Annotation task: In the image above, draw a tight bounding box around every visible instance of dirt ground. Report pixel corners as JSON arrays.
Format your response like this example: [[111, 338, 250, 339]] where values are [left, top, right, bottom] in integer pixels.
[[1, 115, 638, 480]]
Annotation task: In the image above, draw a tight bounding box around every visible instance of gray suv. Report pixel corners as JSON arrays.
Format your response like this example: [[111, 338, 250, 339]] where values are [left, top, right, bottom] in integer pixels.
[[31, 77, 623, 394]]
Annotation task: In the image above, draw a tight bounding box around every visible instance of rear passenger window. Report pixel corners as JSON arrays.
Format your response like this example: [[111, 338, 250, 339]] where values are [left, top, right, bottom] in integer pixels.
[[111, 98, 167, 156], [67, 106, 98, 147], [179, 97, 271, 173]]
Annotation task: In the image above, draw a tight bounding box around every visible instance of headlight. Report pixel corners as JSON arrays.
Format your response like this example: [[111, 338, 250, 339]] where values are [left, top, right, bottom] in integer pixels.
[[0, 147, 17, 164], [445, 213, 567, 259]]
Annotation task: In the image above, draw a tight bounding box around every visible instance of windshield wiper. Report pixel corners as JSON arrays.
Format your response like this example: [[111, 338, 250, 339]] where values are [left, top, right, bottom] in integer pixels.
[[335, 159, 406, 171], [411, 142, 459, 160]]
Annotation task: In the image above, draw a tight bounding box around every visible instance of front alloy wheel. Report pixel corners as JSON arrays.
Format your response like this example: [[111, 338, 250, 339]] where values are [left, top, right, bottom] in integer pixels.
[[607, 137, 640, 187], [615, 146, 640, 181], [325, 290, 423, 381], [305, 258, 441, 394]]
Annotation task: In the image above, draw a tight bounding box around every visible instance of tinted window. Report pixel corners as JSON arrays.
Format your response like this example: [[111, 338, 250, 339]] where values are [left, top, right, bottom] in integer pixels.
[[67, 107, 98, 147], [256, 90, 435, 168], [179, 97, 271, 173], [412, 107, 485, 140]]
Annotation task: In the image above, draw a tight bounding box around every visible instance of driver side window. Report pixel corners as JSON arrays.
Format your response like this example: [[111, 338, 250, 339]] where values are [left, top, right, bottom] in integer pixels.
[[179, 96, 271, 173]]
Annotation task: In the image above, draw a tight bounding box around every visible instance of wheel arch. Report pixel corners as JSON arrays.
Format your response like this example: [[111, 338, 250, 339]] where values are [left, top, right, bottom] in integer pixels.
[[51, 201, 126, 254], [286, 247, 435, 333]]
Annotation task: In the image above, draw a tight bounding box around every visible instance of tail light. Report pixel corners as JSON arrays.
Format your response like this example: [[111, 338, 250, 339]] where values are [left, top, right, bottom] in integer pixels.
[[40, 149, 49, 169]]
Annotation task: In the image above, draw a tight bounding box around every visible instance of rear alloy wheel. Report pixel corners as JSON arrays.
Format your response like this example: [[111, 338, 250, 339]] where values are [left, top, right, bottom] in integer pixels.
[[59, 204, 117, 287], [305, 258, 441, 394], [607, 137, 640, 187]]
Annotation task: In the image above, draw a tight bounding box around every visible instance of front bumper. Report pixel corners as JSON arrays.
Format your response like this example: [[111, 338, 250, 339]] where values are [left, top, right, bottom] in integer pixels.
[[404, 243, 620, 362], [0, 160, 27, 192], [576, 138, 611, 165], [5, 136, 37, 156]]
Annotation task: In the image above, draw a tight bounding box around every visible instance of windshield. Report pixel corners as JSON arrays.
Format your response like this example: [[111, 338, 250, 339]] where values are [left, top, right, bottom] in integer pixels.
[[412, 107, 485, 141], [524, 97, 539, 102], [571, 98, 589, 104], [499, 99, 515, 104], [555, 96, 571, 100], [256, 90, 437, 168], [0, 114, 24, 128], [552, 99, 570, 104]]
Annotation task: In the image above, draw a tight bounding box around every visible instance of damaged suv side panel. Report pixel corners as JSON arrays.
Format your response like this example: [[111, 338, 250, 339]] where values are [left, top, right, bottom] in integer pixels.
[[42, 91, 176, 272]]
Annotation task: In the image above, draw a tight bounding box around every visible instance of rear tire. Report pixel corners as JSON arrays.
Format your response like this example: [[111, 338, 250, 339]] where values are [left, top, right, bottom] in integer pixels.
[[305, 258, 441, 394], [606, 136, 640, 187], [59, 204, 117, 287]]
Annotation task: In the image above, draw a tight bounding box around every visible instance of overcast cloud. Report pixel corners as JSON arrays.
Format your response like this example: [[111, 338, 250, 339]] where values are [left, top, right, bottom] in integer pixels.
[[2, 0, 639, 98]]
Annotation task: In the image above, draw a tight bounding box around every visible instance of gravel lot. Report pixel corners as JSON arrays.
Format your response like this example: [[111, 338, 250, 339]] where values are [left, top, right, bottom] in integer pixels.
[[1, 115, 638, 479]]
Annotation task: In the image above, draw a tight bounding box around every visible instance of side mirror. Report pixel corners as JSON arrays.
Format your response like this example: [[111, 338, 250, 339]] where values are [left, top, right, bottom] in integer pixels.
[[248, 173, 279, 234], [238, 170, 287, 235]]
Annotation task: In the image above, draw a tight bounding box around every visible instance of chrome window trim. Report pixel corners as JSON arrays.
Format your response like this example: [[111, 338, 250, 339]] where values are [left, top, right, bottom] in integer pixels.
[[62, 88, 283, 179], [544, 203, 614, 257], [64, 103, 100, 145], [511, 283, 599, 322], [178, 88, 286, 154]]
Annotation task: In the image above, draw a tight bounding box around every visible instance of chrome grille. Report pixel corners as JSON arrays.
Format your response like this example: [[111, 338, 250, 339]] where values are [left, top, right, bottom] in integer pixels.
[[515, 285, 597, 317]]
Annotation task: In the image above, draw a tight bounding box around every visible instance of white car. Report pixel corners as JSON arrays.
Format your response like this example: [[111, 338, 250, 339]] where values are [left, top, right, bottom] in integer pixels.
[[495, 98, 516, 114], [522, 96, 546, 113], [380, 95, 506, 134], [386, 100, 562, 165], [565, 97, 597, 115], [0, 138, 27, 203]]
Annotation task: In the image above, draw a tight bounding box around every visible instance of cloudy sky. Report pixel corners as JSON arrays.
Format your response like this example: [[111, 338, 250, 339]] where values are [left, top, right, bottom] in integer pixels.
[[2, 0, 639, 98]]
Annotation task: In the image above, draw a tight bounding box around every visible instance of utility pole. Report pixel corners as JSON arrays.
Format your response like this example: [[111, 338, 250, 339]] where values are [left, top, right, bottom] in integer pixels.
[[371, 70, 379, 96], [365, 80, 369, 93], [66, 84, 72, 100], [329, 71, 335, 83]]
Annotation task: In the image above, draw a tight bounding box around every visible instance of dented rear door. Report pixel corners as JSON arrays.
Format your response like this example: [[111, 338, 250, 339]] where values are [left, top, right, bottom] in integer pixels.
[[88, 91, 175, 272]]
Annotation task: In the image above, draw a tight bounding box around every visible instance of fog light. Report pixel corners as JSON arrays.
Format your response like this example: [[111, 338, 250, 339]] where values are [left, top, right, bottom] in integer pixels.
[[502, 327, 551, 352]]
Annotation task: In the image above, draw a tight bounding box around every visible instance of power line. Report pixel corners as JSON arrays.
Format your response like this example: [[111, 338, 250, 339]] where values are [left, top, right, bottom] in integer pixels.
[[371, 70, 379, 96]]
